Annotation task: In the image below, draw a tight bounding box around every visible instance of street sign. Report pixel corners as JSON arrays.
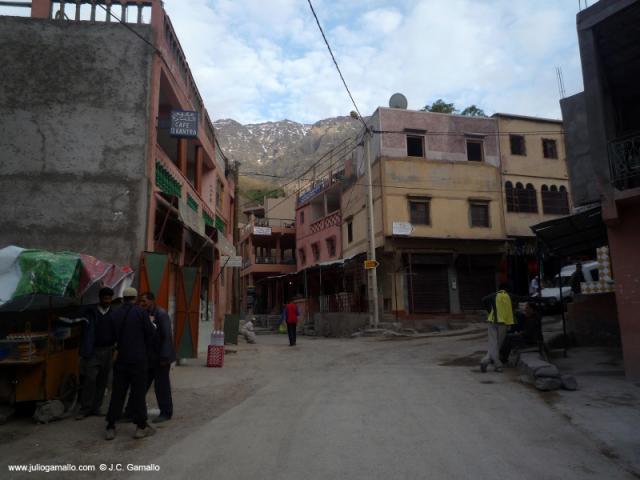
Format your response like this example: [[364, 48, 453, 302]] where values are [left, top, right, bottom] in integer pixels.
[[364, 259, 379, 269], [392, 222, 415, 236], [220, 256, 243, 268], [170, 110, 199, 137]]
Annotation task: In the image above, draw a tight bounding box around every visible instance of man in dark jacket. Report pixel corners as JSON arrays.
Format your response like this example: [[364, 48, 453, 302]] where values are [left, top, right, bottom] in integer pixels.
[[105, 287, 156, 441], [76, 287, 115, 419], [139, 291, 176, 423]]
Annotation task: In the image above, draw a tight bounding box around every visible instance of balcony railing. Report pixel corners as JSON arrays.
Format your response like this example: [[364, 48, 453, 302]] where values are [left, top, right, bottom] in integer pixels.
[[243, 256, 296, 268], [310, 211, 341, 234], [610, 132, 640, 191], [48, 1, 152, 24]]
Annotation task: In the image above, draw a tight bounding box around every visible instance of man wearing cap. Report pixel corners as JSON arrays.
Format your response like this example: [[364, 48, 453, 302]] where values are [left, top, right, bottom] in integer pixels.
[[105, 287, 157, 441], [76, 287, 115, 419]]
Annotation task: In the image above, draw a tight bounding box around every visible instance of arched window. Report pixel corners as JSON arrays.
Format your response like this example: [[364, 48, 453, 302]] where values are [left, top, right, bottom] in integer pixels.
[[510, 182, 538, 213], [542, 184, 570, 215], [505, 182, 516, 212]]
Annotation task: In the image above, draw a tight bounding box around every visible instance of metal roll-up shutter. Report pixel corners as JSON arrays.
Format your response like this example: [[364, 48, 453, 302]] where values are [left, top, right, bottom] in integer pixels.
[[410, 265, 450, 313], [457, 266, 496, 311]]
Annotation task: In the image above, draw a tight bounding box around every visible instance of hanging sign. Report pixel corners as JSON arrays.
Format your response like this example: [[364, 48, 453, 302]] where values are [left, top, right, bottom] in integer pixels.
[[364, 260, 379, 269], [220, 256, 243, 268], [392, 222, 415, 236], [253, 226, 272, 236], [170, 110, 199, 137]]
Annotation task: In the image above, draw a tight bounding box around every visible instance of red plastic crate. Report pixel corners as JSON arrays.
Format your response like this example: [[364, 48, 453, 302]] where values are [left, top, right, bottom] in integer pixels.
[[207, 345, 224, 368]]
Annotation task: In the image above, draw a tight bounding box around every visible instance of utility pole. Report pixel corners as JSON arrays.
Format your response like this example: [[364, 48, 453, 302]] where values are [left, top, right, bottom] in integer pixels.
[[232, 161, 241, 315], [364, 131, 380, 328]]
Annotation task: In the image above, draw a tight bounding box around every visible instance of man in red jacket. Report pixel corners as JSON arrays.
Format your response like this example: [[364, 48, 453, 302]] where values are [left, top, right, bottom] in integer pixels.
[[285, 299, 300, 346]]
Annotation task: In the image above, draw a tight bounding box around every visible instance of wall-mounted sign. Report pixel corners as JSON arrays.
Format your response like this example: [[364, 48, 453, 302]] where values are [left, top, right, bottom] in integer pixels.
[[220, 256, 243, 268], [216, 232, 236, 257], [392, 222, 415, 236], [364, 260, 379, 269], [170, 110, 199, 137], [253, 226, 272, 236]]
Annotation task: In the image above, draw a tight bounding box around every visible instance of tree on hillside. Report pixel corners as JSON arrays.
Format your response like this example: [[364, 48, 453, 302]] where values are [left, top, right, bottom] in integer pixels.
[[460, 105, 487, 117], [421, 99, 456, 114]]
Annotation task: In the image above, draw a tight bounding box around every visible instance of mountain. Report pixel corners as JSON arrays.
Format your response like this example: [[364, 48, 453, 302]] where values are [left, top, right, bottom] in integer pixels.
[[213, 116, 363, 179]]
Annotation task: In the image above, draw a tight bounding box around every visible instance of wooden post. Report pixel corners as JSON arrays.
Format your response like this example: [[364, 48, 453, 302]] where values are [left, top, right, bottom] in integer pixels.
[[178, 139, 188, 176], [195, 146, 204, 194]]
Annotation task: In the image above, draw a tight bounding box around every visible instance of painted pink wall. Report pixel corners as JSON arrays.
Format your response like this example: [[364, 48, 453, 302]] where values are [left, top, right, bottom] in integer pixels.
[[295, 202, 342, 270]]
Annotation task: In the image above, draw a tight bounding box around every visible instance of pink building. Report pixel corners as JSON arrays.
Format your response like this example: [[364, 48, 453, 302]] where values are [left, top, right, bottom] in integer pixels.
[[295, 180, 342, 271]]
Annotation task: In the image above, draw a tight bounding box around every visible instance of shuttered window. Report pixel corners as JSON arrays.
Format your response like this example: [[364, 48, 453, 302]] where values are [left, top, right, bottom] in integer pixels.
[[409, 199, 430, 225], [470, 201, 490, 227]]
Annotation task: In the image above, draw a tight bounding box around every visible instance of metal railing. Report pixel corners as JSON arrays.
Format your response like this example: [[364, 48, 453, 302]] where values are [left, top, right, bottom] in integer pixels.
[[609, 132, 640, 191], [49, 1, 152, 23], [319, 292, 354, 313]]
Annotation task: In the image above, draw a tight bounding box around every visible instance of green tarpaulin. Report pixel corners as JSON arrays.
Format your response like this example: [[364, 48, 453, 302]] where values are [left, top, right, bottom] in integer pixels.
[[13, 250, 81, 299]]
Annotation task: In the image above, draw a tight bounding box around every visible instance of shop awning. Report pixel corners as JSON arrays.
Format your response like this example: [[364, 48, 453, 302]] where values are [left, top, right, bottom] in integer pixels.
[[530, 206, 608, 256]]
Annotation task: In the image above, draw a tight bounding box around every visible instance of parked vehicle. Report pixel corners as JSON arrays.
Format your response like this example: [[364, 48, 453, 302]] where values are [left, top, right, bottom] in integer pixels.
[[534, 261, 599, 310]]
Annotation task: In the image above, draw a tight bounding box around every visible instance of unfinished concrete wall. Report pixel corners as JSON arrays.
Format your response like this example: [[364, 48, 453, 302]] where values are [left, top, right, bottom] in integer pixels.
[[0, 17, 153, 267]]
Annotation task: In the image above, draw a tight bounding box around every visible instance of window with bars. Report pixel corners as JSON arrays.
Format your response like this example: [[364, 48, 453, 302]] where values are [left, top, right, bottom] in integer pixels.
[[541, 185, 570, 215], [542, 138, 558, 159], [311, 243, 321, 262], [326, 237, 337, 257], [409, 199, 430, 225], [470, 201, 490, 228], [505, 182, 538, 213]]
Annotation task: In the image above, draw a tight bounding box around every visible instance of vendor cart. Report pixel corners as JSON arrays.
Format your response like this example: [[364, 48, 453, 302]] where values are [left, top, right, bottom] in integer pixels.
[[0, 246, 133, 422]]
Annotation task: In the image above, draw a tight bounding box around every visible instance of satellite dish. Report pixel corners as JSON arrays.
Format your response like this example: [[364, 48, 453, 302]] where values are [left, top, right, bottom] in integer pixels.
[[389, 93, 408, 109]]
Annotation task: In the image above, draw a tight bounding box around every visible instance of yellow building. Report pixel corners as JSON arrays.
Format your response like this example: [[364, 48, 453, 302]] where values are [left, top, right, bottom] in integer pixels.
[[493, 113, 571, 294], [342, 107, 507, 317]]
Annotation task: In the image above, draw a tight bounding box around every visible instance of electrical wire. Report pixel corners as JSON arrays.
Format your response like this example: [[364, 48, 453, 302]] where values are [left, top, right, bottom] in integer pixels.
[[306, 0, 369, 132]]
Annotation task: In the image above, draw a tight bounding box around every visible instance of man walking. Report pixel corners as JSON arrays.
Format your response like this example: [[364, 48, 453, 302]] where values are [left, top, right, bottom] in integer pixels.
[[139, 292, 176, 423], [480, 283, 515, 373], [105, 287, 156, 441], [76, 287, 115, 419], [284, 298, 300, 347]]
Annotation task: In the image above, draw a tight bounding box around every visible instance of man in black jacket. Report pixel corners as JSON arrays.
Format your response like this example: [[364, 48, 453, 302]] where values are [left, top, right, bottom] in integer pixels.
[[77, 287, 115, 419], [105, 287, 156, 441], [139, 292, 176, 423]]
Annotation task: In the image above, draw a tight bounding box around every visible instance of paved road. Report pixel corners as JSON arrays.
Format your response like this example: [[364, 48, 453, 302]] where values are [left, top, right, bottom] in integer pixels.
[[138, 335, 633, 480]]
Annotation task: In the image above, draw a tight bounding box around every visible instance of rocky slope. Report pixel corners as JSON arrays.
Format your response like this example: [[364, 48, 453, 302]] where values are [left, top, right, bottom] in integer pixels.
[[214, 116, 363, 178]]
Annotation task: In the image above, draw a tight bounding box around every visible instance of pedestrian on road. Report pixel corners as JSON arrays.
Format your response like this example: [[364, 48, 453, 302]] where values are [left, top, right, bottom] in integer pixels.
[[76, 287, 115, 419], [569, 263, 585, 294], [529, 276, 539, 296], [138, 292, 176, 424], [284, 298, 300, 347], [105, 287, 156, 441], [480, 283, 515, 373]]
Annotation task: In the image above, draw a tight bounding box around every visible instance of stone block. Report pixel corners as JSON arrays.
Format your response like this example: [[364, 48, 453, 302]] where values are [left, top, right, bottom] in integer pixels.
[[535, 377, 563, 391], [534, 365, 560, 378]]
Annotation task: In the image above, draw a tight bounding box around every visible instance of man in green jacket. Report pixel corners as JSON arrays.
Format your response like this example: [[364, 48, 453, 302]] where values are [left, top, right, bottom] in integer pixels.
[[480, 283, 515, 373]]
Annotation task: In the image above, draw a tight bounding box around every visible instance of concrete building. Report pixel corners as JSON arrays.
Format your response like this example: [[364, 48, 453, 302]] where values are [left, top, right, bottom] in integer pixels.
[[494, 114, 571, 294], [342, 108, 506, 318], [560, 0, 640, 380], [238, 196, 296, 314], [0, 0, 235, 357]]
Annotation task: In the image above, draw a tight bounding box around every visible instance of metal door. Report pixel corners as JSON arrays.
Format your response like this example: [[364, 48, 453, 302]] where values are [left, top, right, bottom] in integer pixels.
[[410, 265, 450, 313], [175, 266, 201, 359]]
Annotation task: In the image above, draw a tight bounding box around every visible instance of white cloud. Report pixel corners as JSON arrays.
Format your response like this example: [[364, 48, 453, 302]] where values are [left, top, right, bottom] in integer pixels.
[[161, 0, 584, 124]]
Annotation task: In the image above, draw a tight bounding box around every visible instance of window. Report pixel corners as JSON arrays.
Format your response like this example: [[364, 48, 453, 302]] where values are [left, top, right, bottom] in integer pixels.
[[542, 139, 558, 159], [466, 140, 484, 162], [409, 199, 430, 225], [510, 135, 526, 156], [506, 182, 538, 213], [216, 178, 224, 209], [347, 221, 353, 243], [298, 248, 306, 266], [470, 201, 490, 227], [311, 243, 320, 262], [406, 135, 424, 157], [541, 185, 570, 215], [300, 211, 304, 224], [326, 237, 336, 257]]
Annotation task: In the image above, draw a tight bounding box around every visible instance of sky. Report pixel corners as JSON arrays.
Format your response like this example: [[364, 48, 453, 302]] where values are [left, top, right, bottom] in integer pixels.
[[2, 0, 588, 124]]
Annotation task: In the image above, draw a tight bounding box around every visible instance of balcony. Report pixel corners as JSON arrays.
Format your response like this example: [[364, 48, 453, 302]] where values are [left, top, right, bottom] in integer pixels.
[[310, 211, 341, 234], [240, 218, 296, 239], [610, 132, 640, 191]]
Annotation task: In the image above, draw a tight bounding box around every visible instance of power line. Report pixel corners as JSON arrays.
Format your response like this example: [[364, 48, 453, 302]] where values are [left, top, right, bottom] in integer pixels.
[[306, 0, 369, 132]]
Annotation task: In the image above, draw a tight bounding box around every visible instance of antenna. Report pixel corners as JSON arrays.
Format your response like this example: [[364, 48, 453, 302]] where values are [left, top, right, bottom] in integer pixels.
[[556, 67, 566, 99], [389, 93, 408, 109]]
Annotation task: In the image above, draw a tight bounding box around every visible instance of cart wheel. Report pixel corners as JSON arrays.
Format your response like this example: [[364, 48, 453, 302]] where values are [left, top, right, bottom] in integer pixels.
[[58, 373, 78, 413]]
